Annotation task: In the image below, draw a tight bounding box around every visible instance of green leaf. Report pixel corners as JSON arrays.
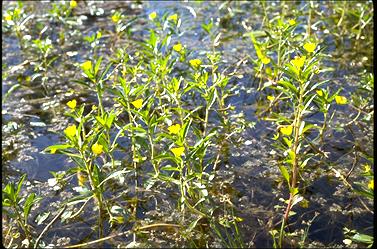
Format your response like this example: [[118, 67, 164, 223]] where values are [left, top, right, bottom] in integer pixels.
[[100, 61, 114, 82], [157, 174, 180, 185], [278, 80, 298, 94], [23, 193, 38, 223], [290, 188, 299, 196], [187, 216, 203, 233], [95, 115, 106, 127], [35, 212, 50, 225], [98, 169, 130, 188], [2, 83, 21, 103], [106, 111, 116, 129], [181, 118, 192, 140], [278, 165, 290, 186], [161, 166, 180, 172], [351, 233, 374, 244], [94, 56, 103, 77], [44, 144, 73, 153], [16, 174, 27, 198]]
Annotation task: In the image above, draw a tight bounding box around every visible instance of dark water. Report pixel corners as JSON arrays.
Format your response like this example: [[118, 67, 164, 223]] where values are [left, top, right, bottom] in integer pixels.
[[2, 1, 373, 247]]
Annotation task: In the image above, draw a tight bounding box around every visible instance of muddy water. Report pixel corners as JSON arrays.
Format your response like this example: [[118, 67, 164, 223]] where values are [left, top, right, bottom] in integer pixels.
[[2, 1, 373, 247]]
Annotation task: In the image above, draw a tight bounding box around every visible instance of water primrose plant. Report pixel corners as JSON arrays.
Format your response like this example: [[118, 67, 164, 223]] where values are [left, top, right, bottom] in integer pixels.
[[42, 8, 250, 247], [249, 15, 360, 247], [2, 175, 41, 248], [2, 1, 32, 49], [2, 1, 373, 248]]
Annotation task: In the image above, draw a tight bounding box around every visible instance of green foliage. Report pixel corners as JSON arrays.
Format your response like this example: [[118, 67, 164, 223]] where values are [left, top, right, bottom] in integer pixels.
[[1, 1, 373, 248], [2, 174, 42, 246]]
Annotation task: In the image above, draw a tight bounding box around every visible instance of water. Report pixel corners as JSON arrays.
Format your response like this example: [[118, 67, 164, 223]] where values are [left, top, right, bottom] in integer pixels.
[[2, 1, 373, 247]]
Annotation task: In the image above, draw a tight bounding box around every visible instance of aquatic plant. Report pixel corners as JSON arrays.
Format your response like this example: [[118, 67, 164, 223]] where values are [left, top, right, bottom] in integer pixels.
[[2, 175, 41, 247], [1, 1, 373, 248]]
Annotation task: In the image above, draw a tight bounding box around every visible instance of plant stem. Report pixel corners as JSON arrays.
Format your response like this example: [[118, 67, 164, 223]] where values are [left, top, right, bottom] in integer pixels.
[[283, 84, 303, 224]]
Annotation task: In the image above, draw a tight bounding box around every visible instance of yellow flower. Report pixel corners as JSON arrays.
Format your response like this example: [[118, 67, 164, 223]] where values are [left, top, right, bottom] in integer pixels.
[[112, 14, 120, 23], [280, 125, 293, 136], [290, 56, 306, 69], [96, 31, 102, 39], [261, 57, 271, 64], [131, 99, 143, 109], [368, 179, 374, 190], [81, 61, 92, 71], [92, 143, 103, 155], [168, 13, 178, 22], [168, 124, 181, 134], [70, 0, 77, 8], [50, 148, 57, 154], [189, 59, 202, 68], [92, 105, 97, 111], [4, 14, 12, 21], [303, 42, 316, 53], [171, 147, 185, 157], [149, 11, 157, 20], [14, 8, 21, 16], [173, 43, 182, 52], [316, 89, 323, 97], [64, 124, 77, 138], [67, 99, 77, 109], [288, 19, 296, 25], [364, 165, 371, 173], [267, 95, 275, 102], [335, 95, 347, 105]]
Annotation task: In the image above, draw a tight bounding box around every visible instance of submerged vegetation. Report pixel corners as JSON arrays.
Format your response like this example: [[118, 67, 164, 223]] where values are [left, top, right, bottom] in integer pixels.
[[2, 1, 374, 248]]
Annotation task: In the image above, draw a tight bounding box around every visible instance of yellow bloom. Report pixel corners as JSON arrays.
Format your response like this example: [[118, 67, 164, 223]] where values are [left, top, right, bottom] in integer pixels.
[[14, 8, 21, 16], [303, 42, 316, 53], [364, 165, 371, 173], [131, 99, 143, 109], [261, 57, 271, 64], [290, 56, 306, 69], [96, 31, 102, 39], [112, 14, 120, 23], [168, 124, 181, 134], [168, 13, 178, 22], [4, 14, 12, 21], [335, 95, 347, 105], [368, 179, 374, 190], [70, 0, 77, 8], [64, 124, 77, 138], [267, 95, 275, 102], [67, 99, 77, 109], [173, 43, 182, 52], [316, 89, 323, 97], [50, 148, 57, 154], [189, 59, 202, 68], [92, 105, 97, 111], [92, 143, 103, 155], [171, 147, 185, 157], [149, 11, 157, 20], [288, 19, 296, 25], [81, 61, 92, 71], [280, 125, 293, 136]]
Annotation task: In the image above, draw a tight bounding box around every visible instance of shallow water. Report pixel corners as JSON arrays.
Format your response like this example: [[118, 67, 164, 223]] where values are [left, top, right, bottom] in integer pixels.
[[2, 1, 373, 247]]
